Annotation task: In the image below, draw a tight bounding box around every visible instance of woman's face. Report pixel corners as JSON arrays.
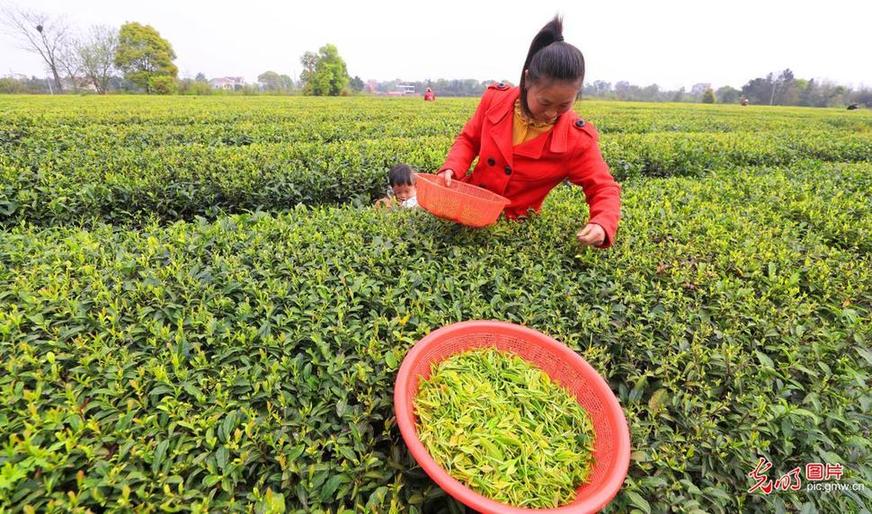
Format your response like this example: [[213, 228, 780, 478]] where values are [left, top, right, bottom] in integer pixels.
[[524, 75, 581, 123]]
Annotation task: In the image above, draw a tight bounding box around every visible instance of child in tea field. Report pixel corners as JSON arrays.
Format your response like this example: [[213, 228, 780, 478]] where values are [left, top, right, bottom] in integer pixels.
[[437, 16, 621, 248], [375, 163, 418, 209]]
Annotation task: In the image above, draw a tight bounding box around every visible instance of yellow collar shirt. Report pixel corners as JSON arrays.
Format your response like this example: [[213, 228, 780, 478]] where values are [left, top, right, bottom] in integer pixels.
[[512, 99, 556, 146]]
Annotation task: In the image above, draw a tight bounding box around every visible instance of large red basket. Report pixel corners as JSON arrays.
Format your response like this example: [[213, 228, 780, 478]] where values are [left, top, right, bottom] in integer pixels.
[[394, 320, 631, 514], [415, 173, 510, 228]]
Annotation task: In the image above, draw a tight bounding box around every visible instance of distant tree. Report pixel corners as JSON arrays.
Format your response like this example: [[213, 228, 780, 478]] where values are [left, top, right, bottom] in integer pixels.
[[0, 76, 28, 93], [461, 79, 482, 96], [259, 71, 281, 90], [1, 5, 71, 92], [801, 79, 842, 107], [640, 84, 660, 101], [258, 70, 293, 91], [76, 25, 118, 94], [613, 80, 631, 100], [148, 75, 177, 94], [178, 77, 211, 95], [377, 79, 398, 93], [820, 83, 848, 107], [431, 78, 486, 96], [299, 51, 317, 90], [851, 87, 872, 108], [702, 87, 715, 103], [583, 80, 612, 97], [624, 84, 644, 100], [57, 36, 82, 91], [114, 22, 177, 93], [194, 72, 207, 82], [802, 79, 826, 106], [716, 85, 740, 104], [690, 83, 711, 99], [774, 69, 797, 105], [298, 73, 866, 106], [241, 84, 261, 95], [738, 69, 799, 106], [313, 44, 349, 95], [741, 76, 773, 105], [595, 81, 612, 94], [791, 78, 815, 107], [299, 44, 349, 96], [349, 75, 365, 92]]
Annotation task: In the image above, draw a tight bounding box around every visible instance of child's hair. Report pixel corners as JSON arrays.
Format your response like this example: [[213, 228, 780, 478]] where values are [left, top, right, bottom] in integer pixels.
[[519, 15, 585, 117], [388, 163, 416, 187]]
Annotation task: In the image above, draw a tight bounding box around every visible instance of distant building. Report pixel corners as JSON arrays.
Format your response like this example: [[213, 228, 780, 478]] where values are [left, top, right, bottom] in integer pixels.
[[396, 84, 415, 95], [381, 83, 416, 96], [209, 77, 246, 90]]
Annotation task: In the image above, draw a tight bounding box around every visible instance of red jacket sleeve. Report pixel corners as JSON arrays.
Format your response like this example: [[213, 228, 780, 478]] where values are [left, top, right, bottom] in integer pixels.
[[568, 126, 622, 248], [439, 89, 493, 176]]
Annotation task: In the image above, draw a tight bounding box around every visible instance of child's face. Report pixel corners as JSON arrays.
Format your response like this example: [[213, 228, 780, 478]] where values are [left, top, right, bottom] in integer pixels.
[[392, 184, 416, 202]]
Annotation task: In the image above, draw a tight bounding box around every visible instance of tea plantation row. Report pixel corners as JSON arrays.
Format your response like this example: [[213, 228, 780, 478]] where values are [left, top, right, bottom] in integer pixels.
[[2, 128, 871, 227], [2, 96, 871, 140]]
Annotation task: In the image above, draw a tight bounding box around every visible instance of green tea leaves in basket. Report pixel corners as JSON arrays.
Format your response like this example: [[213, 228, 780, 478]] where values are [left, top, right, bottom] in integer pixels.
[[415, 347, 596, 508]]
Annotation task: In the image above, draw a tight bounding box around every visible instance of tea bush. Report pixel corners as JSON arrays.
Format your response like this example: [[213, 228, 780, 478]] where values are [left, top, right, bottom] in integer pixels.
[[1, 161, 869, 512], [2, 96, 872, 228]]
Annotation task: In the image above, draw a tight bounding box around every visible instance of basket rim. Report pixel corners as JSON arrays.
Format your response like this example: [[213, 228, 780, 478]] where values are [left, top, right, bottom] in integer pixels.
[[393, 320, 631, 514], [416, 172, 511, 207]]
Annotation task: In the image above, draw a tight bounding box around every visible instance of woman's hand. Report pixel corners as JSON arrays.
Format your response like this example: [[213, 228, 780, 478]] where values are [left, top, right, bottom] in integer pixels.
[[437, 169, 454, 187], [577, 223, 606, 248]]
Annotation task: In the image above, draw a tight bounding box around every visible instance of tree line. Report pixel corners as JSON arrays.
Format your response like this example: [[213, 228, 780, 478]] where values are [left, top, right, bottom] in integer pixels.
[[583, 70, 871, 108], [1, 5, 177, 94], [1, 5, 869, 107]]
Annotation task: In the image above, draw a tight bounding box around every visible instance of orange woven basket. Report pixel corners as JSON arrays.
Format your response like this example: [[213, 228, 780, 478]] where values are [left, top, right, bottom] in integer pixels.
[[394, 320, 631, 514], [415, 173, 510, 227]]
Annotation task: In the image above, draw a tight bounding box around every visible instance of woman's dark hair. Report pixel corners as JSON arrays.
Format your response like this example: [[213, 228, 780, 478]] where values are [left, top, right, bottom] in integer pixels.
[[519, 15, 585, 117], [388, 163, 415, 187]]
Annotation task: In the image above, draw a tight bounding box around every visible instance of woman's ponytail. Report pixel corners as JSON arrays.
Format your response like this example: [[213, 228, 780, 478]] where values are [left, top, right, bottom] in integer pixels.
[[519, 15, 585, 116]]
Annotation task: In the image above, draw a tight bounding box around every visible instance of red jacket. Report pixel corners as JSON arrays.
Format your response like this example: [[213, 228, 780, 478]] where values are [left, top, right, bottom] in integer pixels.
[[439, 83, 621, 247]]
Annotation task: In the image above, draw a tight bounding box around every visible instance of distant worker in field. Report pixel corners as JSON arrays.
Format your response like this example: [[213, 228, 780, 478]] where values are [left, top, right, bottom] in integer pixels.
[[740, 96, 749, 106], [424, 87, 436, 101], [436, 15, 621, 249], [376, 163, 419, 208]]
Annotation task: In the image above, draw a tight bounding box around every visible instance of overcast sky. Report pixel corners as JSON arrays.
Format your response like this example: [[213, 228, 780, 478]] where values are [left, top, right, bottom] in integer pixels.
[[1, 0, 869, 90]]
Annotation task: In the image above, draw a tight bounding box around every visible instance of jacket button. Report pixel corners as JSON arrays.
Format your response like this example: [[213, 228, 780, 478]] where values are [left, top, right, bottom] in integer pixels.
[[487, 157, 496, 166], [504, 165, 512, 175], [575, 119, 585, 128]]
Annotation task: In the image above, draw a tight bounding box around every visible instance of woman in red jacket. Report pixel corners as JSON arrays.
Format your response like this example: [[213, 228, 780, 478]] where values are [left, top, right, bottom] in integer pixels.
[[437, 16, 621, 248]]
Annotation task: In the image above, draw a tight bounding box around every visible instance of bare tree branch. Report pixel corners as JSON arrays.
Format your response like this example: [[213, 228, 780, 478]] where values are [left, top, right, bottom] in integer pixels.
[[77, 25, 118, 94], [1, 4, 71, 92]]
